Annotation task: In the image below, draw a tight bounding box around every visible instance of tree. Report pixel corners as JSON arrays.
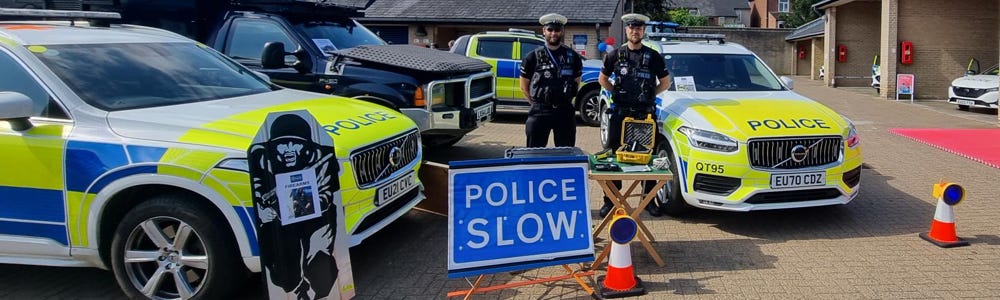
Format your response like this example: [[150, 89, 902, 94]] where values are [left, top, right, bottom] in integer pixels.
[[778, 0, 822, 28], [631, 0, 673, 21], [668, 9, 708, 27]]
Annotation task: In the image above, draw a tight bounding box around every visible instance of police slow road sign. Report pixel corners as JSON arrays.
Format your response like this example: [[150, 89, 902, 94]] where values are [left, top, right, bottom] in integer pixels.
[[447, 157, 594, 278]]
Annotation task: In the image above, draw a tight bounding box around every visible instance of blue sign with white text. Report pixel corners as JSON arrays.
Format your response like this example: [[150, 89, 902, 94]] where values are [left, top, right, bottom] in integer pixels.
[[447, 158, 593, 278]]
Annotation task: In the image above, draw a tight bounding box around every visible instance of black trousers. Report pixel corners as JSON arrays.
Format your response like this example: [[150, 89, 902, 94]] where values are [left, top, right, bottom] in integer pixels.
[[525, 103, 576, 147]]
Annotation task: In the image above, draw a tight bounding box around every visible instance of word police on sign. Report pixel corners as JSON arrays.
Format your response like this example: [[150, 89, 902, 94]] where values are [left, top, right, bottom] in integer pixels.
[[448, 156, 594, 278]]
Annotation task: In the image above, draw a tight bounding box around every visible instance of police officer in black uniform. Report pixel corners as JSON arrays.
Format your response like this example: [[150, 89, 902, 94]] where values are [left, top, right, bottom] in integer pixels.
[[520, 13, 583, 147], [598, 13, 672, 218]]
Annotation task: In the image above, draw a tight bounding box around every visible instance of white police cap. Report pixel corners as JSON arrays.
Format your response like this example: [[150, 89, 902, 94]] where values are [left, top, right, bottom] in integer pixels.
[[621, 13, 650, 26], [539, 13, 568, 27]]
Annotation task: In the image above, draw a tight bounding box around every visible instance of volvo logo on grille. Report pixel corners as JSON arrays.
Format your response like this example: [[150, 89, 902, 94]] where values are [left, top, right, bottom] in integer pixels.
[[790, 145, 809, 163], [388, 146, 404, 167]]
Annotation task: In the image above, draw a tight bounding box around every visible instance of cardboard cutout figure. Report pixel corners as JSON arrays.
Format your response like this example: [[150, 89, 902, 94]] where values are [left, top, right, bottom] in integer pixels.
[[249, 110, 354, 299]]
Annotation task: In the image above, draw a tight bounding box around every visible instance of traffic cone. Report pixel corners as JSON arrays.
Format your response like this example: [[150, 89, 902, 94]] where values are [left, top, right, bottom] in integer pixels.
[[598, 209, 646, 298], [919, 182, 969, 248]]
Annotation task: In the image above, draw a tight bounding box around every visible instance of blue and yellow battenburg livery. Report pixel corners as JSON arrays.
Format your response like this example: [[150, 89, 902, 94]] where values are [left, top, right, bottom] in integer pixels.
[[0, 10, 422, 297]]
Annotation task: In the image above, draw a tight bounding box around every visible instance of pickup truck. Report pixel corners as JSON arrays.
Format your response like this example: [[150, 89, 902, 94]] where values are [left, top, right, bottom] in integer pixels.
[[9, 0, 497, 148]]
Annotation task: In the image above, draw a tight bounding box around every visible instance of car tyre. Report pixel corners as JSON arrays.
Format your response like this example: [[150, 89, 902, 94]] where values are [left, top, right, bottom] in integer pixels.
[[111, 195, 245, 300], [578, 89, 601, 127], [653, 140, 692, 216]]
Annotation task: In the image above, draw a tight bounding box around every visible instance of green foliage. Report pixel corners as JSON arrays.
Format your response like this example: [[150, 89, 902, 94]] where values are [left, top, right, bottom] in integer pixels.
[[779, 0, 822, 28], [668, 9, 708, 27], [632, 0, 672, 21]]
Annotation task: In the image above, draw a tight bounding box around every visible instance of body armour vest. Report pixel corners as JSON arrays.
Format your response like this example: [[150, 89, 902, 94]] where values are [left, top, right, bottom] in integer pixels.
[[612, 47, 657, 107], [529, 46, 579, 106]]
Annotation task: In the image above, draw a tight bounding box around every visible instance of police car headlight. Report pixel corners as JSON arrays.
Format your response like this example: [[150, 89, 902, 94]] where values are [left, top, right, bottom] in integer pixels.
[[677, 126, 738, 153], [986, 87, 999, 92], [216, 158, 249, 172]]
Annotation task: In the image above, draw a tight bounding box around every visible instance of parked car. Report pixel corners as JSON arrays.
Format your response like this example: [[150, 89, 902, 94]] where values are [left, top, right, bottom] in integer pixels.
[[451, 29, 606, 126], [0, 0, 498, 148], [948, 62, 999, 110], [0, 8, 423, 298], [600, 33, 862, 216]]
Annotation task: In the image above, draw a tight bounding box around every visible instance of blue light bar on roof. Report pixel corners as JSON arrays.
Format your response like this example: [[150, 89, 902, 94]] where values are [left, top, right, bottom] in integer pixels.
[[0, 8, 121, 20]]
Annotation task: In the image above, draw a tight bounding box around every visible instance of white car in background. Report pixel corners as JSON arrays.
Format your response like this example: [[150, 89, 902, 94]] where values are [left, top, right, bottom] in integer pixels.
[[948, 63, 999, 110]]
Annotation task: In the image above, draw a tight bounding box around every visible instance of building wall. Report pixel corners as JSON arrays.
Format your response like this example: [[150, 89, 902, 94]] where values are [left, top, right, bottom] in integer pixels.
[[833, 1, 881, 87], [794, 40, 811, 75], [688, 26, 795, 74], [811, 37, 824, 80], [896, 0, 999, 99], [749, 0, 779, 28]]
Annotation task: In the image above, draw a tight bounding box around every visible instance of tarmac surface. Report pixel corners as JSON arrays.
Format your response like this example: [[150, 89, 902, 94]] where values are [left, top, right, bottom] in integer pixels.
[[2, 77, 999, 299]]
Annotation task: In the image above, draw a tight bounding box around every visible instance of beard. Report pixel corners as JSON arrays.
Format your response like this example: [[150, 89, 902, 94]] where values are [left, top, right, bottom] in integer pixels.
[[628, 34, 643, 45], [546, 35, 562, 46]]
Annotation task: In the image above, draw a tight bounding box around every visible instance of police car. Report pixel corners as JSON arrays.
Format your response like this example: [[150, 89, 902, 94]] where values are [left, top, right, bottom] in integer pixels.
[[451, 29, 606, 126], [0, 9, 422, 298], [600, 33, 862, 215], [948, 63, 999, 110]]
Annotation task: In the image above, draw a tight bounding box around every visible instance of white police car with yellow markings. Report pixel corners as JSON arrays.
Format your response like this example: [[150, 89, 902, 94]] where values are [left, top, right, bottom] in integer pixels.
[[0, 9, 422, 299], [600, 34, 862, 216]]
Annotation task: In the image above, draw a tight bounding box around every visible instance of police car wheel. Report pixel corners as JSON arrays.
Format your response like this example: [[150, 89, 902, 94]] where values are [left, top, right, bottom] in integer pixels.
[[654, 140, 692, 216], [111, 196, 245, 300], [578, 89, 601, 127]]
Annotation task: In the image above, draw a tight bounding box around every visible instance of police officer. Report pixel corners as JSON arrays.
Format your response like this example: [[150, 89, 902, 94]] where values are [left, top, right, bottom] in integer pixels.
[[597, 13, 672, 217], [520, 13, 583, 147]]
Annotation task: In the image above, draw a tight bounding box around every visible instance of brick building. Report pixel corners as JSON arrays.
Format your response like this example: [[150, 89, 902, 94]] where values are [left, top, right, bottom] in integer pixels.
[[666, 0, 752, 27], [749, 0, 792, 28], [359, 0, 623, 60], [814, 0, 998, 103], [785, 16, 825, 80]]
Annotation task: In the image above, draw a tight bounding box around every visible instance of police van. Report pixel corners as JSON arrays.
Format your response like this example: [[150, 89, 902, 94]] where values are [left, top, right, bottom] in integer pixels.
[[451, 29, 606, 126], [0, 9, 423, 298], [600, 33, 863, 216]]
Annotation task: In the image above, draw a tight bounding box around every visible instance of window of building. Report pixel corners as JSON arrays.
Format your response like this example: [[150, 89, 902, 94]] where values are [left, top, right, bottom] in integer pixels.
[[778, 0, 790, 12]]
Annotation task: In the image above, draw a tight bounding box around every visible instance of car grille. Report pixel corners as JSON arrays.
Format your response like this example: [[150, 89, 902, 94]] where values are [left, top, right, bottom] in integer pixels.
[[693, 174, 741, 195], [744, 188, 842, 204], [470, 76, 493, 100], [350, 129, 420, 188], [953, 87, 988, 98], [748, 136, 841, 169]]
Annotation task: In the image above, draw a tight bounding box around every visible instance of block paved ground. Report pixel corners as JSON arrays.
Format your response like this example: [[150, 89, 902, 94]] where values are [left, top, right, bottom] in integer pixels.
[[2, 77, 998, 299]]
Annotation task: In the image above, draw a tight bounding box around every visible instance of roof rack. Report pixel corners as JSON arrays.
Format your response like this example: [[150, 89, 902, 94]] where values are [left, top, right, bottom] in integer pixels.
[[0, 7, 120, 26], [647, 32, 725, 44]]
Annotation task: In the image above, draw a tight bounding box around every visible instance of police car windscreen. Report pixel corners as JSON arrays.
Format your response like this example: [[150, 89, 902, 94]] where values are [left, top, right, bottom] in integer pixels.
[[34, 42, 274, 111], [665, 54, 784, 92], [296, 20, 386, 54]]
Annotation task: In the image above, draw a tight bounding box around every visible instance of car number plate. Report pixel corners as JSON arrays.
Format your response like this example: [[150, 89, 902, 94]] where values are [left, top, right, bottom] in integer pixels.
[[770, 172, 825, 189], [956, 99, 975, 106], [377, 172, 416, 206], [475, 103, 493, 123]]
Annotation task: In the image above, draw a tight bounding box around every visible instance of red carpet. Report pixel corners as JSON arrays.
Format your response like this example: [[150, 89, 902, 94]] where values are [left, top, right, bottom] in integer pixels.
[[889, 128, 1000, 169]]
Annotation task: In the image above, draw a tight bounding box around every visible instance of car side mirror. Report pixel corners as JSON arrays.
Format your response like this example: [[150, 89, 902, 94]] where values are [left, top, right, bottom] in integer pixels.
[[780, 76, 795, 90], [0, 91, 34, 131], [261, 42, 312, 74], [966, 70, 978, 76]]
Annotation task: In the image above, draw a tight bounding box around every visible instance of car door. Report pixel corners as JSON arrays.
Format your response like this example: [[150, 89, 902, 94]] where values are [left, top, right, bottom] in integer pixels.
[[0, 47, 74, 257], [514, 38, 546, 103], [222, 17, 317, 92], [472, 37, 516, 100]]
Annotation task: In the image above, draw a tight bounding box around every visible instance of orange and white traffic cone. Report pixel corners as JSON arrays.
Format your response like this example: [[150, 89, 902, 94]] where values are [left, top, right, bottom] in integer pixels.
[[919, 181, 969, 248], [598, 209, 646, 298]]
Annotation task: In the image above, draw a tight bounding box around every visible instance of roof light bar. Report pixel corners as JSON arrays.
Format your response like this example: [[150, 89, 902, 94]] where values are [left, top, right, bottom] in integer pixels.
[[648, 32, 726, 43], [0, 8, 121, 20]]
